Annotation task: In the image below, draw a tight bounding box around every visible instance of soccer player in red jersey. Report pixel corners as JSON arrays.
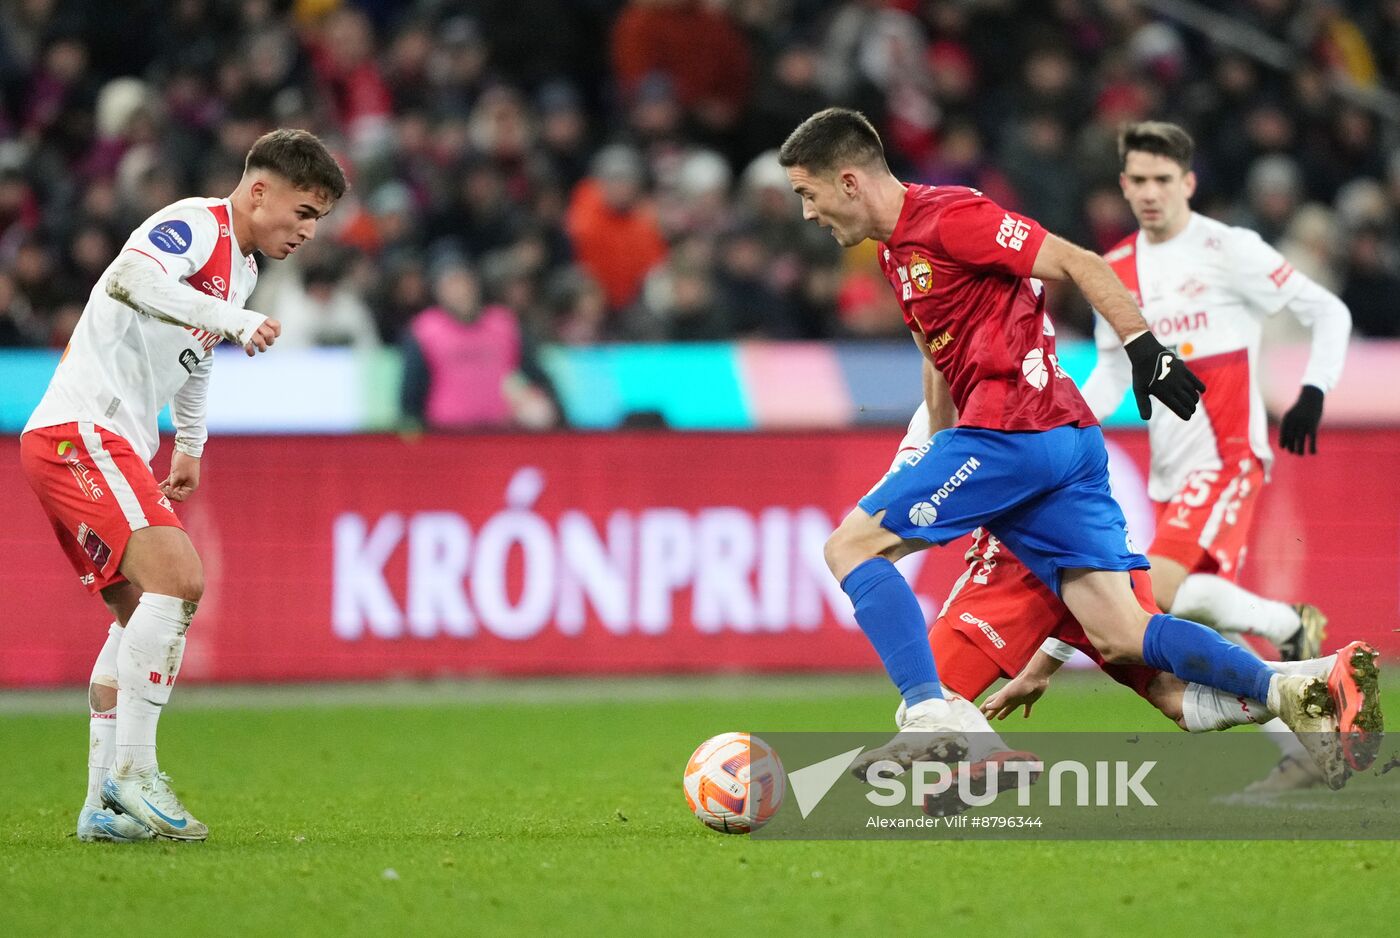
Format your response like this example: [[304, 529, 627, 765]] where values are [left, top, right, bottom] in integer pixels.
[[20, 130, 346, 841], [778, 107, 1364, 788]]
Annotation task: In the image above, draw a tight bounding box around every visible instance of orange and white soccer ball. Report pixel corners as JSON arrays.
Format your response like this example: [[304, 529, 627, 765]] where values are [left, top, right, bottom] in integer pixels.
[[683, 732, 785, 834]]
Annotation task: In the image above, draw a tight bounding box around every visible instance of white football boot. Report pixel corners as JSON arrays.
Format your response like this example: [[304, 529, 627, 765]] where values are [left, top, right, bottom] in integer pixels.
[[102, 771, 208, 841], [1269, 674, 1348, 791], [849, 697, 968, 780], [76, 803, 155, 843], [896, 695, 1044, 817]]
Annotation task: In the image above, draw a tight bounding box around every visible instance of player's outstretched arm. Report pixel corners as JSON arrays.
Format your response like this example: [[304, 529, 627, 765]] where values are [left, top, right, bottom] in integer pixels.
[[1031, 234, 1204, 421], [982, 638, 1075, 720], [981, 648, 1066, 720], [106, 250, 273, 352], [1278, 279, 1352, 455]]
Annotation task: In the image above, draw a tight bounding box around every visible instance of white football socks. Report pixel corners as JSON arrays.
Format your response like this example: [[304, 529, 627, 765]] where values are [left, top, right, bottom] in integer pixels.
[[85, 622, 123, 808], [1171, 574, 1301, 644], [1182, 655, 1335, 733], [114, 593, 194, 778]]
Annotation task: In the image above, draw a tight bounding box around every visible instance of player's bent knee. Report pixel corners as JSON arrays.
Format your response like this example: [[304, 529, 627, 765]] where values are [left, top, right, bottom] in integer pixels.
[[89, 681, 117, 713]]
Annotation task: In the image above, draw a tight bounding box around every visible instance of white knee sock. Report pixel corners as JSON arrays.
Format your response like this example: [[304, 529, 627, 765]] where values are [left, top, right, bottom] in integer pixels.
[[86, 622, 122, 808], [114, 594, 194, 778], [1171, 574, 1301, 644], [1180, 656, 1335, 733]]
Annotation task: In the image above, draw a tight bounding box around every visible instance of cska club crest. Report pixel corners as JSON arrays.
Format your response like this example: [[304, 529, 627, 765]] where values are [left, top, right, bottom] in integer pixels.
[[908, 251, 933, 292]]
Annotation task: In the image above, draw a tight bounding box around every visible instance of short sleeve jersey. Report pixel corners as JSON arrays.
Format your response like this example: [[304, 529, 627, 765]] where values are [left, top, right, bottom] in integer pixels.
[[877, 184, 1097, 432]]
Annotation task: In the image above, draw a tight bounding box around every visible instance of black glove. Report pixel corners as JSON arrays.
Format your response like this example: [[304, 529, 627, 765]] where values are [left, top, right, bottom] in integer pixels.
[[1125, 332, 1206, 420], [1278, 385, 1324, 455]]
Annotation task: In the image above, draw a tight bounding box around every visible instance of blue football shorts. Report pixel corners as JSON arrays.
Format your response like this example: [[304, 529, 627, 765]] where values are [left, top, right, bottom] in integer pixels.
[[857, 423, 1148, 596]]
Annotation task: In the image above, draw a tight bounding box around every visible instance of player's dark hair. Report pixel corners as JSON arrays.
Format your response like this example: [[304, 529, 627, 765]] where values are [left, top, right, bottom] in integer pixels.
[[244, 129, 349, 200], [1118, 121, 1194, 172], [778, 107, 888, 175]]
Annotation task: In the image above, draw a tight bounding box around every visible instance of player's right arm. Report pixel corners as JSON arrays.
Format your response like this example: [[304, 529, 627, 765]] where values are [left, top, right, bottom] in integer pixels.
[[980, 643, 1070, 720], [1032, 233, 1204, 421], [106, 209, 277, 353]]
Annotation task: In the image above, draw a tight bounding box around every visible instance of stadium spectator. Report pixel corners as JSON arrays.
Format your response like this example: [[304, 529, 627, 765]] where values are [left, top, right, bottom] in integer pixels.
[[610, 0, 753, 139], [269, 252, 382, 351], [565, 144, 667, 316], [400, 259, 560, 430]]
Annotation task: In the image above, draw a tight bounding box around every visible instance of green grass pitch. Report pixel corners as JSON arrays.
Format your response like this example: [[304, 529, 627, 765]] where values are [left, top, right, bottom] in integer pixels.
[[2, 672, 1396, 936]]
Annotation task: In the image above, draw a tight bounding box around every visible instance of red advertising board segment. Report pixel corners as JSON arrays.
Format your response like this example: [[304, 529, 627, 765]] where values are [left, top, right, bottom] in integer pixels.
[[1, 430, 1396, 688]]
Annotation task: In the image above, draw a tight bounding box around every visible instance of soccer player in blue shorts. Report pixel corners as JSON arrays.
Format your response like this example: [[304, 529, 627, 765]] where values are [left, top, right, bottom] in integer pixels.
[[779, 107, 1348, 786]]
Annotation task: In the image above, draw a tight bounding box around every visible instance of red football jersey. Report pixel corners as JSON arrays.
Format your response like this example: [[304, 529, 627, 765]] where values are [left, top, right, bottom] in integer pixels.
[[877, 184, 1097, 432]]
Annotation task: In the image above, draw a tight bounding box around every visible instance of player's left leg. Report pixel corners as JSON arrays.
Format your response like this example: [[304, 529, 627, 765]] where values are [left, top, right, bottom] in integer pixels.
[[828, 427, 1051, 736], [76, 584, 153, 842], [101, 525, 208, 840], [992, 426, 1357, 788]]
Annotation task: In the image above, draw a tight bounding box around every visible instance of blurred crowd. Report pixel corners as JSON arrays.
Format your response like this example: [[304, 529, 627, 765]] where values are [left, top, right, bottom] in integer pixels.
[[2, 0, 1400, 371]]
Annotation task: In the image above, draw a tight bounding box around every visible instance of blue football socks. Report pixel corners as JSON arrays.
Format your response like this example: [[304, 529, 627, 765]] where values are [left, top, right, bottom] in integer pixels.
[[840, 558, 943, 707], [1142, 613, 1274, 702]]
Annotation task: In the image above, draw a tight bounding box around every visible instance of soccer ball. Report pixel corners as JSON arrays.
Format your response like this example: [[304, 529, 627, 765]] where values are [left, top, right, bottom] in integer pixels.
[[682, 732, 785, 834]]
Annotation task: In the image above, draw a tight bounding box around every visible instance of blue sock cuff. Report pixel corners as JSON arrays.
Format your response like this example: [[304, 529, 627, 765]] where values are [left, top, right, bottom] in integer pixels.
[[840, 557, 899, 602], [1141, 614, 1169, 671], [904, 682, 943, 706]]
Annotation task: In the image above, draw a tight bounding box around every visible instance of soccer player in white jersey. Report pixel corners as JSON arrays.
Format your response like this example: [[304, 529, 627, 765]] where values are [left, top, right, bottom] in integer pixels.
[[1080, 121, 1353, 789], [19, 129, 346, 841]]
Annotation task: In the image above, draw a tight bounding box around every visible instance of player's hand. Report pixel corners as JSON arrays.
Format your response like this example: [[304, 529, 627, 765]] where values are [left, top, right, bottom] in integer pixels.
[[1278, 385, 1324, 455], [1125, 332, 1205, 421], [245, 318, 281, 356], [159, 451, 201, 502], [980, 671, 1050, 721]]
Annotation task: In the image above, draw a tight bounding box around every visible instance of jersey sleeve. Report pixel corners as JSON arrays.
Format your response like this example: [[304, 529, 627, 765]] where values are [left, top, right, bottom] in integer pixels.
[[1078, 313, 1132, 420], [1224, 226, 1306, 315], [110, 206, 266, 346], [128, 206, 221, 284], [929, 196, 1048, 278]]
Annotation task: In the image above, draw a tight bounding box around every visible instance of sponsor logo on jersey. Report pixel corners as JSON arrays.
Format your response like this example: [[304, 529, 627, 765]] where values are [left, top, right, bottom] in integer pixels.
[[996, 213, 1031, 251], [908, 251, 934, 292], [1150, 311, 1208, 339], [1269, 262, 1294, 288], [927, 330, 953, 353], [76, 523, 112, 569], [959, 610, 1006, 649], [908, 501, 938, 526], [149, 220, 193, 255], [79, 573, 95, 586], [179, 348, 201, 373], [185, 327, 221, 352], [929, 457, 981, 506]]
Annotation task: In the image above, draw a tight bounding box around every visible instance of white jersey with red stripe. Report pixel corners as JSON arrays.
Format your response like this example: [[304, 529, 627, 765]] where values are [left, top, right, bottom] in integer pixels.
[[24, 197, 262, 464], [1084, 212, 1309, 502]]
